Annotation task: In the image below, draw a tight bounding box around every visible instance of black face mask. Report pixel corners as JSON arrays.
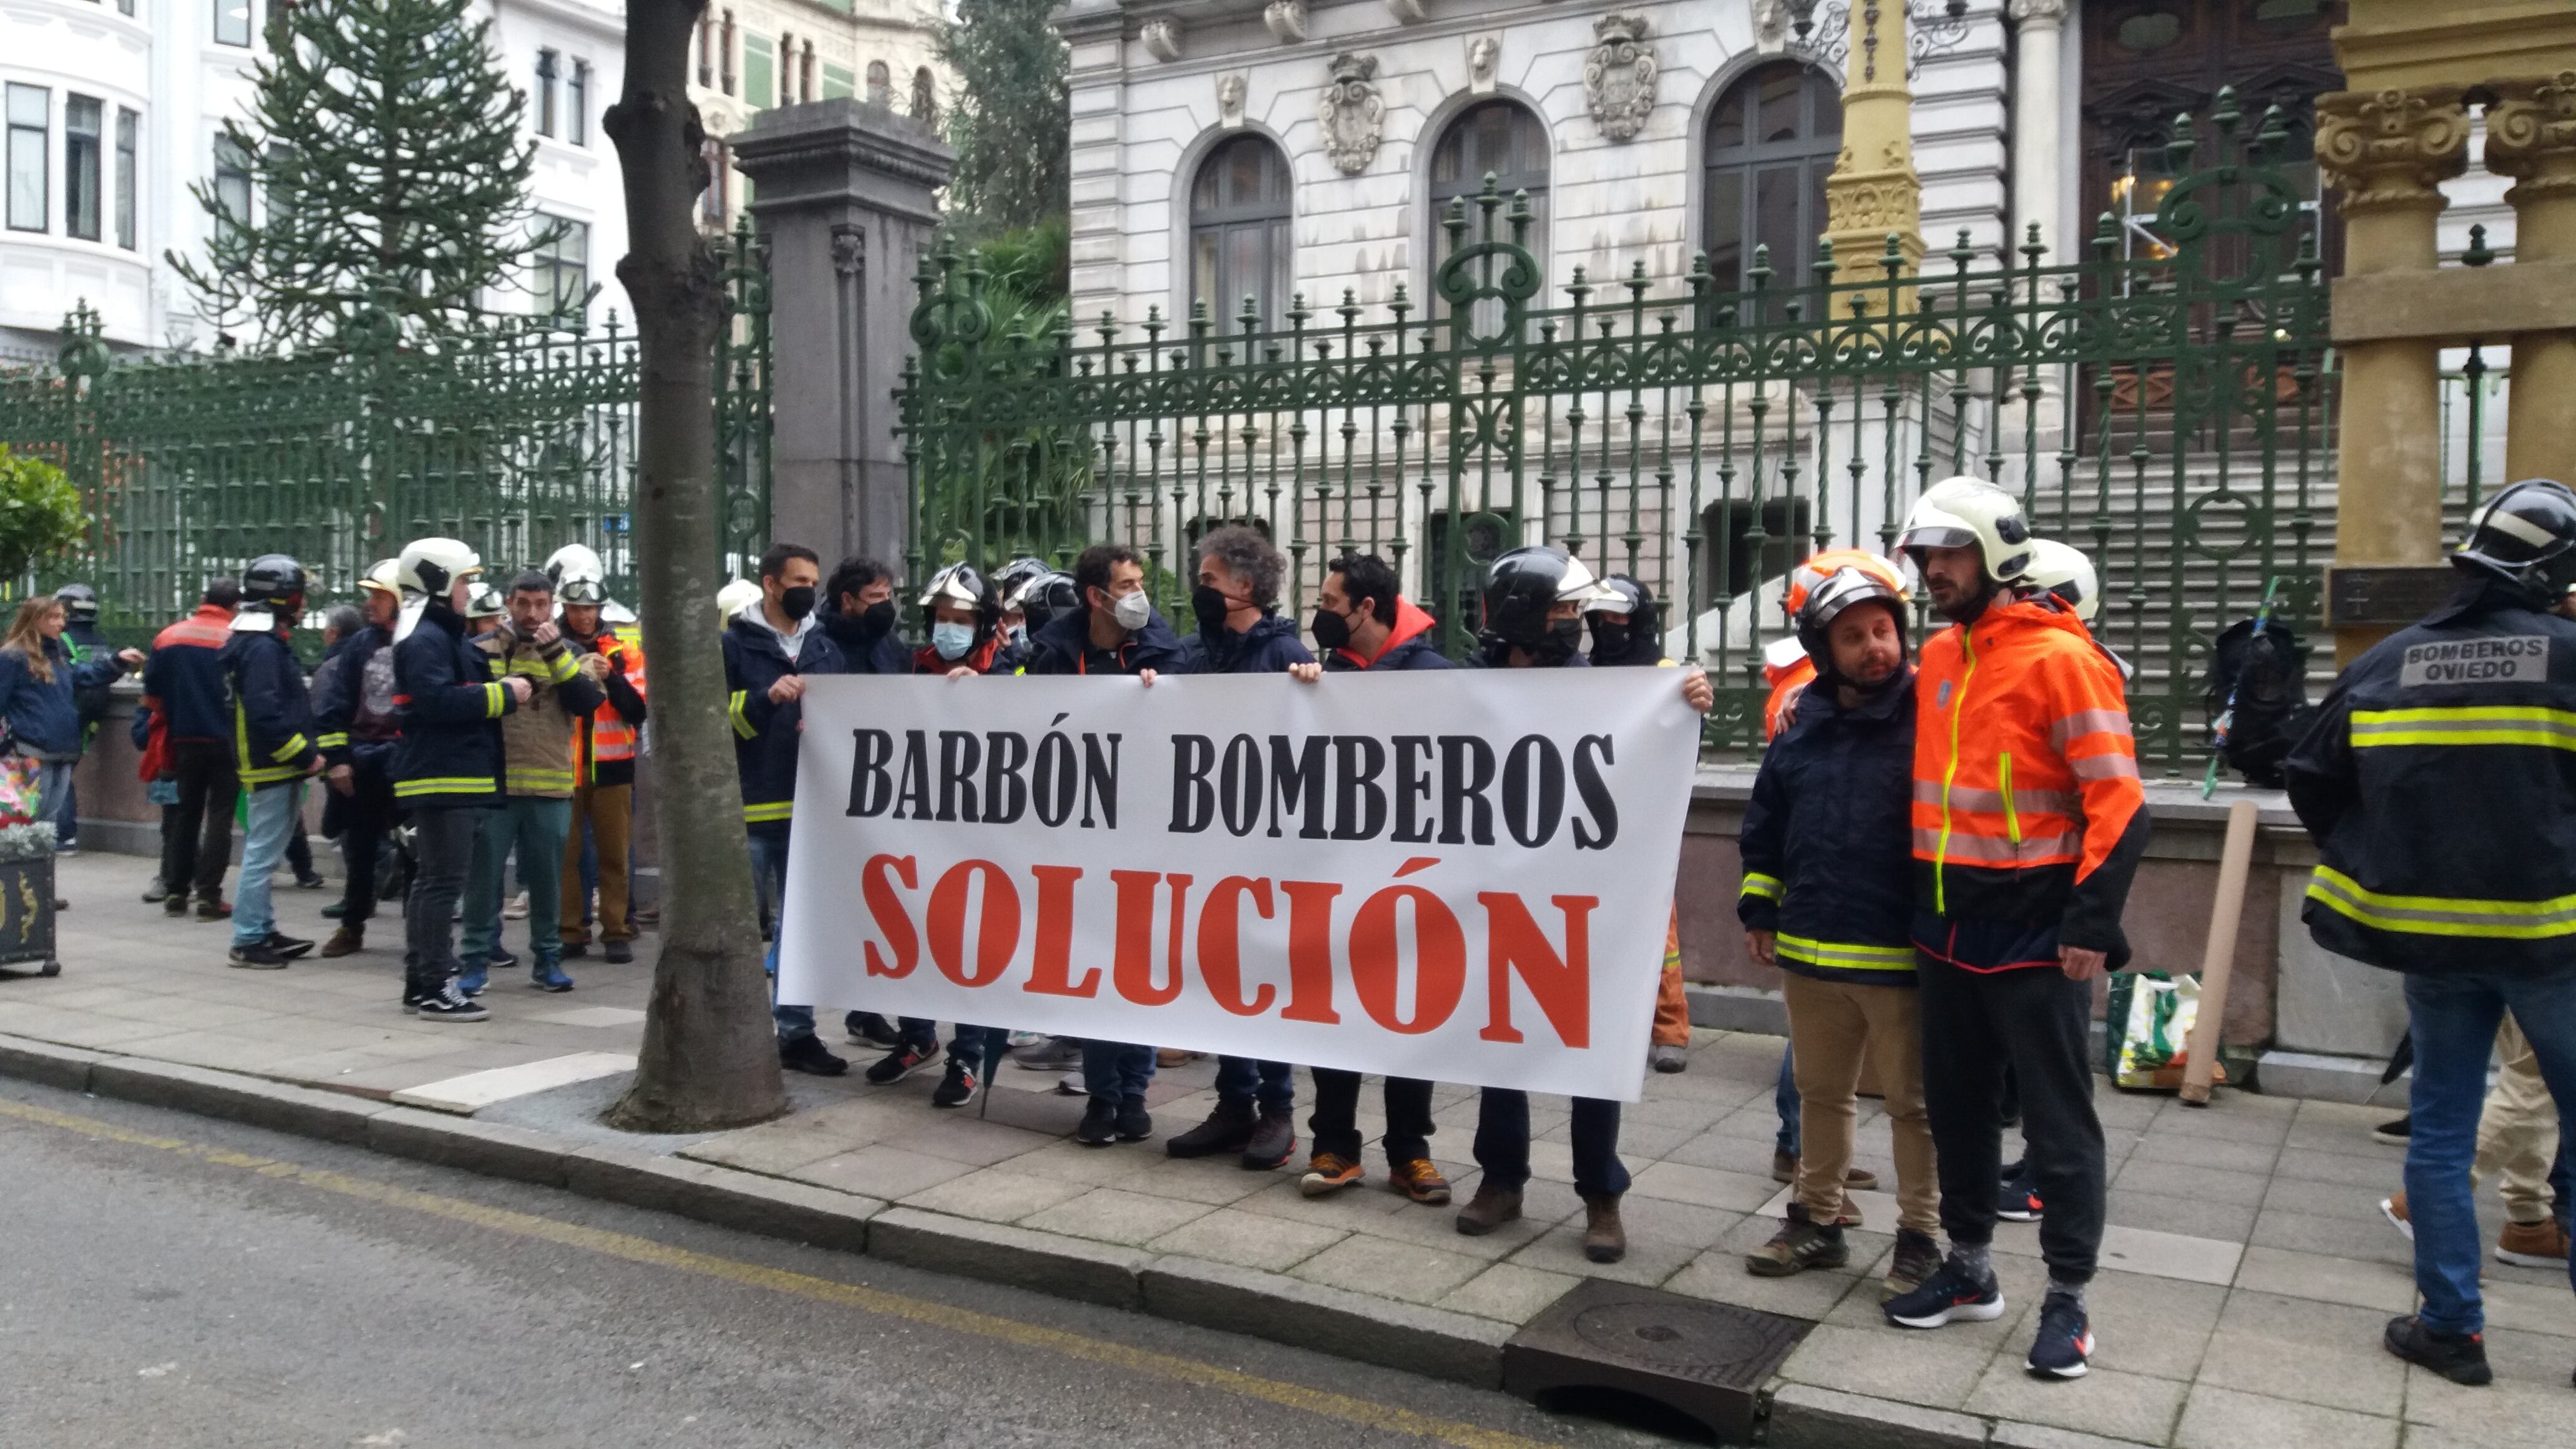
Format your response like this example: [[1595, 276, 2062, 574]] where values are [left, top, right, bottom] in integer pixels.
[[778, 585, 816, 622], [860, 598, 897, 639], [1589, 620, 1631, 660], [1310, 606, 1354, 651], [1191, 585, 1232, 633], [1531, 617, 1583, 665]]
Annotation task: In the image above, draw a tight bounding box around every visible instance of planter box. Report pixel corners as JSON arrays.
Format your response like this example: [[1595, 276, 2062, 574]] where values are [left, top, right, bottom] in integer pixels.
[[0, 854, 59, 977]]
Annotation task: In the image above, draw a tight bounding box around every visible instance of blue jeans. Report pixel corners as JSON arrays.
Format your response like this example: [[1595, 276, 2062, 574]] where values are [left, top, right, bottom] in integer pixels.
[[1474, 1090, 1630, 1199], [1775, 1041, 1800, 1155], [1082, 1040, 1154, 1109], [1216, 1056, 1295, 1115], [2402, 967, 2576, 1335], [751, 832, 816, 1042], [230, 781, 300, 947]]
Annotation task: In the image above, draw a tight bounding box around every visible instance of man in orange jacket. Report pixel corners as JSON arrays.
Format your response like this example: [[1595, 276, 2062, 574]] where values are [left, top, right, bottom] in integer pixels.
[[1878, 478, 2149, 1384]]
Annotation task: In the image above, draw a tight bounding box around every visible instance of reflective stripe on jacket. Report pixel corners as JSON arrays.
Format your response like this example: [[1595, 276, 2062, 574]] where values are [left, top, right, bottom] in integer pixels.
[[1912, 595, 2149, 962], [721, 613, 846, 834], [2285, 581, 2576, 974], [220, 629, 315, 788], [474, 627, 603, 798], [391, 603, 515, 809], [1738, 673, 1917, 985]]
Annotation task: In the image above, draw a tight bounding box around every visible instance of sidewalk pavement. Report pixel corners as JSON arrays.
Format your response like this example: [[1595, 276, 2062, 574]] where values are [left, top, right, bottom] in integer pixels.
[[7, 852, 2572, 1448]]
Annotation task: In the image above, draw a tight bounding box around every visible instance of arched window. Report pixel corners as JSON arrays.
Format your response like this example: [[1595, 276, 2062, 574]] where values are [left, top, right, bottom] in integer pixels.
[[1188, 133, 1292, 331], [1701, 63, 1839, 293], [1429, 100, 1549, 328], [910, 66, 937, 122], [866, 61, 891, 107]]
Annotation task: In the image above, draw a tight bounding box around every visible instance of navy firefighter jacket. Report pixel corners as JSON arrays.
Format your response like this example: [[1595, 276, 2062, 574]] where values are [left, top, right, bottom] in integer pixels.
[[722, 613, 846, 836], [1737, 670, 1919, 985]]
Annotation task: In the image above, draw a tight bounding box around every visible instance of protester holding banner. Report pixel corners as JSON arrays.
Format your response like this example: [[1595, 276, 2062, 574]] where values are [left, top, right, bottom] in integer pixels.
[[725, 542, 853, 1076], [1452, 545, 1715, 1263], [1023, 542, 1189, 1146], [1583, 577, 1694, 1076], [1163, 526, 1316, 1171]]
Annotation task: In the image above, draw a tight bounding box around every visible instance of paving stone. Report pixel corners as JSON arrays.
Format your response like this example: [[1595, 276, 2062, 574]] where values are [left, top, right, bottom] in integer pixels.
[[1146, 1206, 1347, 1274], [873, 1115, 1060, 1168], [2479, 1276, 2576, 1339], [2174, 1383, 2397, 1449], [1504, 1221, 1698, 1289], [1628, 1159, 1782, 1211], [1765, 1383, 1987, 1449], [2127, 1131, 2282, 1174], [2273, 1144, 2406, 1189], [1666, 1246, 1872, 1322], [2252, 1206, 2414, 1268], [1430, 1262, 1579, 1324], [2109, 1159, 2271, 1208], [2195, 1322, 2405, 1416], [562, 1146, 880, 1252], [1986, 1423, 2160, 1449], [791, 1144, 975, 1201], [1022, 1187, 1212, 1247], [0, 1030, 100, 1090], [90, 1055, 386, 1144], [2283, 1100, 2404, 1157], [2079, 1271, 2222, 1381], [1775, 1321, 1998, 1408], [2105, 1188, 2256, 1244], [2233, 1245, 2416, 1312], [897, 1166, 1091, 1224], [1290, 1231, 1490, 1305], [1964, 1359, 2187, 1445]]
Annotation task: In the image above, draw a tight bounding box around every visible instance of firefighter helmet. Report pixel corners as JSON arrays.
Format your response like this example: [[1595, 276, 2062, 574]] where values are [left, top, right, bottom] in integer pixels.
[[396, 537, 482, 600], [545, 542, 611, 606], [920, 562, 1003, 644], [464, 581, 506, 619], [1480, 545, 1612, 651], [241, 554, 309, 609], [1008, 571, 1081, 634], [716, 578, 763, 625], [1782, 549, 1908, 620], [358, 559, 401, 597], [1895, 476, 2034, 584], [2455, 478, 2576, 605], [2019, 539, 2102, 623], [992, 556, 1051, 608], [1794, 566, 1910, 686], [52, 582, 99, 624]]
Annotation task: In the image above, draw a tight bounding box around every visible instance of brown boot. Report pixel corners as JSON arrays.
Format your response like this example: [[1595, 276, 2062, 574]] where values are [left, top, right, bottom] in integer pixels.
[[1454, 1180, 1523, 1236], [1582, 1191, 1627, 1264], [319, 925, 364, 959]]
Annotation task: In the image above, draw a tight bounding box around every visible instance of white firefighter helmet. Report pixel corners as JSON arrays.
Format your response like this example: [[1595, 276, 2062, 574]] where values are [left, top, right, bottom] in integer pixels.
[[716, 578, 762, 625], [1895, 476, 2035, 584], [396, 537, 482, 600], [358, 558, 401, 596], [2019, 538, 2101, 623], [464, 580, 506, 619], [545, 542, 611, 607]]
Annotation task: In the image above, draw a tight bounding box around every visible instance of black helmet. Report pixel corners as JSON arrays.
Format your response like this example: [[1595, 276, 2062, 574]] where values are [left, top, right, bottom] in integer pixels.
[[993, 556, 1051, 607], [241, 554, 309, 609], [1588, 575, 1657, 629], [1795, 565, 1909, 688], [2454, 479, 2576, 606], [1479, 545, 1610, 653], [1012, 571, 1081, 633], [53, 583, 99, 624]]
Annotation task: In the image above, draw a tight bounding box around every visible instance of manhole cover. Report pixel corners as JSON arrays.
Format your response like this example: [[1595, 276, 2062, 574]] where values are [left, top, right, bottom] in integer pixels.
[[1502, 1279, 1810, 1444]]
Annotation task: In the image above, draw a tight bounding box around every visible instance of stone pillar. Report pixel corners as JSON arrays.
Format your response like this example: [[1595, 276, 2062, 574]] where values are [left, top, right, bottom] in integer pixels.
[[1822, 0, 1925, 278], [2486, 71, 2576, 487], [2007, 0, 2066, 258], [2316, 86, 2470, 665], [730, 99, 954, 568]]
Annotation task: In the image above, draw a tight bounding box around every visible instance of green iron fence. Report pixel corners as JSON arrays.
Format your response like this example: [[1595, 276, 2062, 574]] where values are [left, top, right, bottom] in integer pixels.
[[899, 94, 2336, 771], [0, 220, 773, 646]]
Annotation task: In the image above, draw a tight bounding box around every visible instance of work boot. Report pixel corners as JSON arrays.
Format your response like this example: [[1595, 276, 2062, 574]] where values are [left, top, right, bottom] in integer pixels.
[[1166, 1099, 1257, 1159], [1745, 1202, 1848, 1277], [1581, 1192, 1628, 1264], [2384, 1316, 2491, 1386], [1454, 1181, 1523, 1236], [1389, 1158, 1452, 1205], [1114, 1101, 1153, 1142], [1886, 1228, 1943, 1299], [603, 939, 633, 964], [319, 926, 364, 959], [778, 1034, 847, 1076], [561, 940, 590, 958], [1239, 1108, 1296, 1171]]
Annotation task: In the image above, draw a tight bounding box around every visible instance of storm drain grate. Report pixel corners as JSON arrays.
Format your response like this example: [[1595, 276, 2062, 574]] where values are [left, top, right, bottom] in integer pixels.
[[1500, 1279, 1810, 1444]]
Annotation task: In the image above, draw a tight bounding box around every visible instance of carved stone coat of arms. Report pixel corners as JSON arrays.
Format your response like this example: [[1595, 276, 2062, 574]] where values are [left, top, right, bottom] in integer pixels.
[[1319, 52, 1385, 175], [1584, 14, 1657, 143]]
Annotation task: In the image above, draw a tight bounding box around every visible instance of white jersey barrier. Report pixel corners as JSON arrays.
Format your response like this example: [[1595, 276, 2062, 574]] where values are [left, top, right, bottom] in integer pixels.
[[777, 668, 1699, 1101]]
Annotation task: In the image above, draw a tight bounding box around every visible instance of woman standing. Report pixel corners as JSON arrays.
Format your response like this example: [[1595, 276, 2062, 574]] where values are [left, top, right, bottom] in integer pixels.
[[0, 596, 141, 899]]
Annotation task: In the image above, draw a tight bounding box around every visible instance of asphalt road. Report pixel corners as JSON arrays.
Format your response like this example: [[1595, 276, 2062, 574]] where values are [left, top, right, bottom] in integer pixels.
[[0, 1078, 1671, 1449]]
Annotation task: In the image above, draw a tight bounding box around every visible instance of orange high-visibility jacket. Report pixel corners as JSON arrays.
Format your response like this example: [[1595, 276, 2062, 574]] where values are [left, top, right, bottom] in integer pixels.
[[572, 629, 648, 781], [1912, 597, 2150, 956], [1762, 642, 1815, 743]]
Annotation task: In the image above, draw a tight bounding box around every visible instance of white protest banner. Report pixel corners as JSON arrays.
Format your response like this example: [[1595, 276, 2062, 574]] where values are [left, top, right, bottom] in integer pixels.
[[775, 668, 1699, 1101]]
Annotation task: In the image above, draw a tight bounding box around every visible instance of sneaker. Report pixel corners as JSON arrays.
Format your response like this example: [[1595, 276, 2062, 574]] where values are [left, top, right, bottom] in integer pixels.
[[866, 1040, 936, 1085], [227, 941, 291, 970], [602, 940, 633, 965], [295, 871, 328, 890], [2496, 1217, 2570, 1267], [487, 947, 519, 973], [779, 1034, 848, 1076], [502, 890, 529, 920], [1770, 1150, 1877, 1193], [1455, 1181, 1523, 1236], [456, 964, 489, 997], [142, 879, 170, 904], [163, 894, 190, 916], [1884, 1257, 2006, 1329], [1114, 1103, 1153, 1141], [2372, 1114, 2411, 1146], [412, 979, 490, 1022], [319, 926, 364, 959], [1649, 1043, 1689, 1073], [2026, 1290, 2094, 1378], [845, 1012, 901, 1048], [1745, 1203, 1849, 1277], [1300, 1152, 1364, 1197], [195, 897, 232, 920], [1390, 1158, 1452, 1205], [1581, 1192, 1627, 1264], [1240, 1108, 1295, 1171], [1166, 1101, 1257, 1159], [265, 931, 316, 960], [930, 1059, 978, 1109], [1076, 1098, 1120, 1146], [2381, 1191, 2414, 1242], [1005, 1030, 1046, 1049], [2383, 1314, 2491, 1385], [1886, 1228, 1943, 1299], [529, 957, 573, 993], [1156, 1048, 1203, 1068], [1011, 1035, 1085, 1071], [1998, 1171, 2043, 1222]]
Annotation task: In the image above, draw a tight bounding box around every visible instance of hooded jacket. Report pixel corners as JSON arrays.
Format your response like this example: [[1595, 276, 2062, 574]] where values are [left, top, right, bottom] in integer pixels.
[[723, 611, 847, 834], [1586, 622, 1667, 668], [2286, 578, 2576, 975], [0, 636, 127, 758], [1322, 598, 1455, 673], [912, 631, 1013, 677], [1911, 594, 2149, 968], [1739, 673, 1918, 983], [392, 600, 518, 809], [142, 605, 237, 746], [1020, 605, 1191, 677], [1180, 610, 1315, 675], [220, 626, 317, 789]]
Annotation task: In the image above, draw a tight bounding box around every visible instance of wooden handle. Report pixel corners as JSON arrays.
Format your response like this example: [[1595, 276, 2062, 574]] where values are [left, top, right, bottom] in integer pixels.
[[2181, 798, 2261, 1106]]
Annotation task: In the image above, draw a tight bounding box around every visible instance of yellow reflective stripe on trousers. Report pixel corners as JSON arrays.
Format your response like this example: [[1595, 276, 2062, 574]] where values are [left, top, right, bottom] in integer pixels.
[[728, 690, 755, 740], [1775, 934, 1917, 971], [394, 777, 497, 798], [1740, 872, 1782, 902], [2350, 706, 2576, 750], [743, 800, 793, 823], [2305, 864, 2576, 939]]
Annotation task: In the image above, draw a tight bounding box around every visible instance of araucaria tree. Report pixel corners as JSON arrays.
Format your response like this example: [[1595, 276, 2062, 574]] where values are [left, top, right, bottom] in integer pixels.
[[169, 0, 564, 349], [937, 0, 1069, 234]]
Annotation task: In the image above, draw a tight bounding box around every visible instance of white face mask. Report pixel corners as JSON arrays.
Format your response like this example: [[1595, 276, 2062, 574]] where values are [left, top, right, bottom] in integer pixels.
[[1111, 589, 1152, 632], [1007, 624, 1028, 647], [930, 621, 975, 660]]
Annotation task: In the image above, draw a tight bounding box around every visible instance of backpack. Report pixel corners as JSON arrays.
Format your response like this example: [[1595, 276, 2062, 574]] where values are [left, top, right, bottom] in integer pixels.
[[2202, 615, 2313, 789]]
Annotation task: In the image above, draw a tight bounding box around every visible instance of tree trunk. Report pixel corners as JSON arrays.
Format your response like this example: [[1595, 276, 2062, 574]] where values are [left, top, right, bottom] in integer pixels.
[[602, 0, 786, 1133]]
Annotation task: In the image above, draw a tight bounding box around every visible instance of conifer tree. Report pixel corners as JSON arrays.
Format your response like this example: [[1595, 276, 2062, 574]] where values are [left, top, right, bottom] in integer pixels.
[[937, 0, 1069, 235], [169, 0, 566, 349]]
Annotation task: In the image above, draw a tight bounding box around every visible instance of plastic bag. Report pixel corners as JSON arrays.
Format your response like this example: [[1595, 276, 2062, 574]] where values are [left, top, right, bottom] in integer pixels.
[[2104, 972, 2228, 1091], [0, 754, 40, 828]]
